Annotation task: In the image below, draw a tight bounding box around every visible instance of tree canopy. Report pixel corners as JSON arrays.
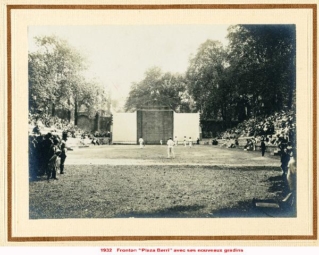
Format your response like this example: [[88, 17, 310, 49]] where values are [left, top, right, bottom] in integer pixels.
[[226, 25, 296, 119], [125, 25, 295, 127], [186, 40, 229, 120], [124, 67, 195, 113], [29, 35, 109, 124]]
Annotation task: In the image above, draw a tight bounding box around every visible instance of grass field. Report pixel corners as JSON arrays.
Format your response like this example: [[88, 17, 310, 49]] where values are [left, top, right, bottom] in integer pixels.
[[29, 145, 295, 218]]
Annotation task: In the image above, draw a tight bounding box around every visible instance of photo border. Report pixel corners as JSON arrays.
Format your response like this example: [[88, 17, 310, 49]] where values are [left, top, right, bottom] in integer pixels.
[[6, 3, 318, 242]]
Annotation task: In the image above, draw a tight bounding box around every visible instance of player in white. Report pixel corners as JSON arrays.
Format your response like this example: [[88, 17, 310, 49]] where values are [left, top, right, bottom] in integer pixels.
[[139, 137, 144, 148], [174, 136, 178, 146], [167, 137, 175, 158], [188, 137, 193, 148], [183, 136, 187, 147]]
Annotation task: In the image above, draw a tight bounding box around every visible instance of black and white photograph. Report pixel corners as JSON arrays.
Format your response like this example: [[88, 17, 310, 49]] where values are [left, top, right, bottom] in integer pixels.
[[3, 1, 317, 247], [27, 24, 297, 219]]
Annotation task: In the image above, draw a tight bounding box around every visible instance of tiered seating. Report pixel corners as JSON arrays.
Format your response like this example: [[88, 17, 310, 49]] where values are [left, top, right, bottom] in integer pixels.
[[217, 110, 296, 155]]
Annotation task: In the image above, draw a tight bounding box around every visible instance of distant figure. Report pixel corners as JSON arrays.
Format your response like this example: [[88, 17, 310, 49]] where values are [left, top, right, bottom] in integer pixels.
[[252, 137, 256, 151], [47, 139, 61, 182], [32, 124, 41, 135], [261, 140, 266, 156], [188, 137, 192, 148], [174, 136, 178, 146], [91, 138, 99, 145], [160, 139, 163, 145], [212, 139, 218, 145], [139, 137, 144, 148], [280, 143, 290, 178], [167, 137, 175, 158], [196, 138, 200, 145], [287, 151, 296, 192], [183, 136, 187, 147], [59, 133, 68, 174]]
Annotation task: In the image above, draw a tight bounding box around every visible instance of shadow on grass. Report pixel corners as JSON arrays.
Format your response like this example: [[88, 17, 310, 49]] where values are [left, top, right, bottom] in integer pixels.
[[210, 199, 296, 218], [115, 204, 205, 218], [267, 175, 289, 193], [114, 199, 296, 218], [210, 175, 296, 218]]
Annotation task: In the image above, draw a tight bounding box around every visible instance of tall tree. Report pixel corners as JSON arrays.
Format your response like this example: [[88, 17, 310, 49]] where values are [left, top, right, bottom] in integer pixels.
[[125, 67, 193, 112], [29, 35, 109, 124], [29, 35, 86, 116], [227, 25, 296, 117], [186, 40, 229, 120]]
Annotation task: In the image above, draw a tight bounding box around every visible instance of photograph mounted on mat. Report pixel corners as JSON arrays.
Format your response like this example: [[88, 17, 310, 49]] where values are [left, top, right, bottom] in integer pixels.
[[5, 2, 316, 242]]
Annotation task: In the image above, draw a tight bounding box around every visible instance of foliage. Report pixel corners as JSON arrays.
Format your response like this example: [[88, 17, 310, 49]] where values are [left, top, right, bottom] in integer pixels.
[[124, 67, 195, 112], [226, 25, 296, 118], [185, 25, 296, 124], [186, 40, 229, 120], [29, 35, 108, 124]]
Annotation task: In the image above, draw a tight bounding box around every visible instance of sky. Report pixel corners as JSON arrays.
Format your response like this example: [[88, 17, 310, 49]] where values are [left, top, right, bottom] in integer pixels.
[[28, 25, 230, 110]]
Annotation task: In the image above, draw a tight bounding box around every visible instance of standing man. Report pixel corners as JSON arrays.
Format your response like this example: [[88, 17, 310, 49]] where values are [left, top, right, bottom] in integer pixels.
[[139, 137, 144, 148], [167, 137, 175, 158], [261, 140, 266, 157], [174, 136, 178, 146], [188, 137, 193, 148], [47, 138, 61, 181], [60, 131, 68, 174], [183, 136, 187, 147], [41, 132, 53, 176]]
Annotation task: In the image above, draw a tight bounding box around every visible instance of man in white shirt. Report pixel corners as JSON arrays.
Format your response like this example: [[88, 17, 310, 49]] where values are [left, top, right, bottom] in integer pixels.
[[174, 136, 178, 146], [188, 137, 193, 148], [183, 136, 187, 147], [167, 137, 175, 158], [139, 137, 144, 148]]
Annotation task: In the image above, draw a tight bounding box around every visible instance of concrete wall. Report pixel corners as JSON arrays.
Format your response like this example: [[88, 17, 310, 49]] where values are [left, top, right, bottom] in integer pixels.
[[137, 110, 173, 144], [77, 115, 94, 131], [77, 114, 111, 132], [174, 112, 200, 143], [113, 112, 137, 143]]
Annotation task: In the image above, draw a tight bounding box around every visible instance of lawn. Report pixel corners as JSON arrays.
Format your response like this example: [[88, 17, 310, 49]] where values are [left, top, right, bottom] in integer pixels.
[[29, 145, 295, 218]]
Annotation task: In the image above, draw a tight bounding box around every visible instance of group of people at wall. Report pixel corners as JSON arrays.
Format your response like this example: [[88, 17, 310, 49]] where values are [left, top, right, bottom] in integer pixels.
[[138, 136, 200, 158], [166, 136, 198, 158]]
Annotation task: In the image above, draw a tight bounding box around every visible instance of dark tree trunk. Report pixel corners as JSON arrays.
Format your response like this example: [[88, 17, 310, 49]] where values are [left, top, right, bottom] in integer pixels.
[[74, 100, 78, 126], [288, 75, 295, 110], [94, 112, 100, 131], [68, 98, 72, 122], [51, 103, 55, 116]]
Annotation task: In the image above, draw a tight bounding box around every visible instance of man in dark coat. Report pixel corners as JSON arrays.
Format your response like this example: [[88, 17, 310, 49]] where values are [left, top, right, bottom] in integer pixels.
[[47, 138, 61, 181], [261, 140, 266, 156], [60, 131, 68, 174]]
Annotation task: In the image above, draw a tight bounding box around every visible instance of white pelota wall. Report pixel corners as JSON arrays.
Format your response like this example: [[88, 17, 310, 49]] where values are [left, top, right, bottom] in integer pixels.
[[173, 112, 200, 143], [112, 112, 137, 144]]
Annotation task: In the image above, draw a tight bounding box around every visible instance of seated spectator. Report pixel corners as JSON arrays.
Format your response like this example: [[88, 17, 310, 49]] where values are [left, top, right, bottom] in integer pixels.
[[227, 139, 236, 148], [212, 138, 218, 145], [32, 124, 41, 135]]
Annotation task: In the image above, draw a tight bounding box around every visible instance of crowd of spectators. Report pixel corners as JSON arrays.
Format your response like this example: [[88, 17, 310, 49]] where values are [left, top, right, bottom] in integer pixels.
[[29, 113, 72, 131], [28, 113, 112, 180], [217, 110, 296, 149], [29, 131, 68, 181]]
